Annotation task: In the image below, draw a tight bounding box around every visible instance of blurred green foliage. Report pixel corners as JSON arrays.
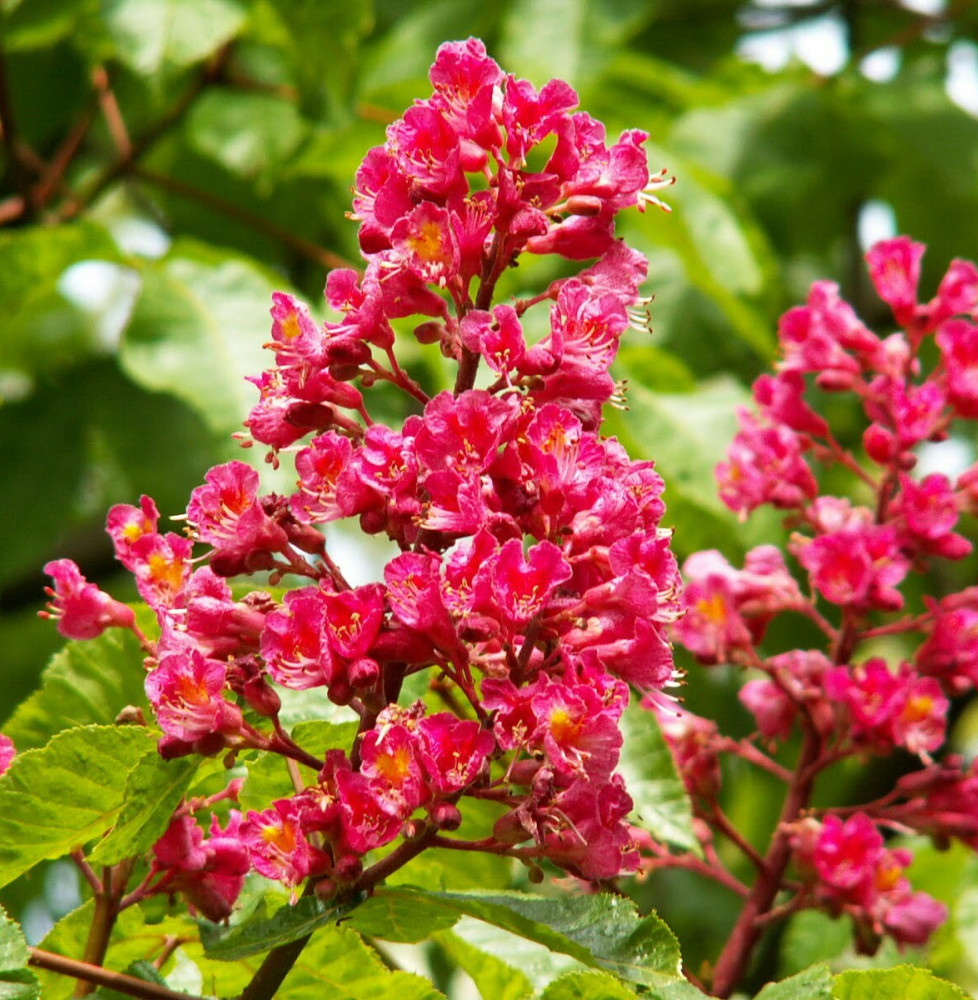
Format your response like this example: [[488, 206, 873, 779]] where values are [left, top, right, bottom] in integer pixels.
[[3, 0, 978, 991]]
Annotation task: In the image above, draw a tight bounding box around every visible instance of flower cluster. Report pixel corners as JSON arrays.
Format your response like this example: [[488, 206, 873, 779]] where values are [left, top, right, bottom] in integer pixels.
[[792, 814, 948, 951], [660, 237, 978, 956], [41, 38, 680, 913]]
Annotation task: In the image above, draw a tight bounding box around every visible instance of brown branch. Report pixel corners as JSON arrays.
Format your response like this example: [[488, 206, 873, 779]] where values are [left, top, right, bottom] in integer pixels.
[[30, 948, 204, 1000], [709, 724, 822, 997], [92, 64, 132, 157], [239, 828, 439, 1000], [130, 166, 356, 273], [63, 44, 233, 217]]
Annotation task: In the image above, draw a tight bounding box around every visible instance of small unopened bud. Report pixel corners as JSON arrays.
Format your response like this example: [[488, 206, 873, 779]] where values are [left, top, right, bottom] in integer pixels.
[[157, 735, 194, 760], [115, 705, 146, 726], [243, 677, 282, 717], [863, 424, 895, 465], [192, 732, 229, 757], [349, 657, 380, 690], [565, 195, 603, 217], [329, 362, 364, 382], [414, 321, 444, 344], [334, 855, 363, 883], [403, 819, 428, 840], [314, 878, 338, 901], [430, 802, 462, 831], [526, 863, 544, 884], [508, 759, 542, 785], [327, 679, 354, 706]]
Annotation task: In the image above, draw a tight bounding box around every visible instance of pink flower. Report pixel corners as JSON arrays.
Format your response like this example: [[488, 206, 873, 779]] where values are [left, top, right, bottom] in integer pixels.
[[916, 588, 978, 692], [260, 588, 331, 690], [673, 572, 753, 665], [489, 538, 572, 629], [739, 678, 795, 741], [891, 473, 971, 560], [41, 559, 135, 640], [187, 461, 289, 574], [146, 649, 242, 744], [359, 722, 427, 816], [290, 432, 354, 525], [242, 799, 328, 892], [812, 813, 885, 897], [865, 237, 924, 327], [936, 318, 978, 418], [417, 713, 495, 794], [151, 811, 249, 922], [926, 257, 978, 328], [717, 410, 818, 518], [795, 524, 909, 612], [106, 496, 160, 570]]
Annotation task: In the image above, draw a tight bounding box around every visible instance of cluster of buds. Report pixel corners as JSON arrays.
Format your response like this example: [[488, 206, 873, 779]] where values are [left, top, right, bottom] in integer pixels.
[[39, 38, 680, 915], [662, 237, 978, 957]]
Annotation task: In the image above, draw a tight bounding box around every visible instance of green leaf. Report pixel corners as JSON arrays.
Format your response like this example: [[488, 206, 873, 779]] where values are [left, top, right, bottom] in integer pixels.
[[186, 89, 308, 184], [779, 911, 853, 978], [757, 965, 833, 1000], [435, 930, 533, 1000], [119, 250, 285, 434], [0, 908, 39, 1000], [832, 966, 969, 1000], [101, 0, 246, 77], [367, 889, 682, 989], [276, 922, 446, 1000], [200, 892, 360, 961], [0, 0, 81, 51], [345, 892, 461, 943], [0, 725, 156, 889], [617, 700, 699, 855], [540, 969, 637, 999], [88, 752, 200, 865], [2, 628, 148, 752]]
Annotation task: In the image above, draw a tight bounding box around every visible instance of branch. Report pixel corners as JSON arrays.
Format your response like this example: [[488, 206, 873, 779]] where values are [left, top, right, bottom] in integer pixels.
[[131, 166, 356, 273], [239, 828, 439, 1000], [63, 45, 233, 216], [709, 722, 822, 997], [29, 948, 205, 1000]]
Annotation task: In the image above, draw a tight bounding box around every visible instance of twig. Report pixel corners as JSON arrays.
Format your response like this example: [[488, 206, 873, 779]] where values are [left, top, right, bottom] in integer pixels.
[[131, 166, 356, 273], [63, 45, 233, 217], [92, 65, 132, 157], [29, 948, 205, 1000]]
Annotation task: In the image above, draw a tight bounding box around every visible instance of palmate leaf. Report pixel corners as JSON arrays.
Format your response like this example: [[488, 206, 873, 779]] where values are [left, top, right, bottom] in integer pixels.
[[0, 725, 155, 889], [540, 969, 638, 999]]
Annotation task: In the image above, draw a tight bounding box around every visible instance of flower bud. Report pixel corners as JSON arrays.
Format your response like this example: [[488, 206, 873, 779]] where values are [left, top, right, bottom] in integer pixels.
[[430, 802, 462, 831]]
